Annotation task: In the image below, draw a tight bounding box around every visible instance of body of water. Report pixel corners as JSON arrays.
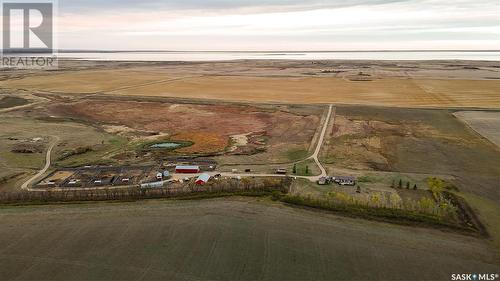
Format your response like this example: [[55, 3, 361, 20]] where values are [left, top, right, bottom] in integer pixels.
[[150, 142, 181, 149], [56, 51, 500, 61]]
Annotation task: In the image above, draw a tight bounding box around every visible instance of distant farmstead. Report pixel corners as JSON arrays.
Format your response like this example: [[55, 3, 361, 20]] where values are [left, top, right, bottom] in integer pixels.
[[175, 165, 200, 173]]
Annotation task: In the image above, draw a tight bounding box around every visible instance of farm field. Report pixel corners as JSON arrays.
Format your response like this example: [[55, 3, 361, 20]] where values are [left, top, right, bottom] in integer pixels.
[[112, 76, 500, 108], [1, 60, 499, 108], [454, 111, 500, 147], [0, 198, 498, 281]]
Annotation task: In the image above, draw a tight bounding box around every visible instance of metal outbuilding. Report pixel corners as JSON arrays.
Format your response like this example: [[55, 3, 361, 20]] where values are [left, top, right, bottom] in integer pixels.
[[195, 173, 210, 185], [175, 165, 200, 173]]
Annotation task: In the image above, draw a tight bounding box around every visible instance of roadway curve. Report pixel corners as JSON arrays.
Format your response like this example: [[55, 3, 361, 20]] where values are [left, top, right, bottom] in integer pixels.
[[21, 136, 59, 190]]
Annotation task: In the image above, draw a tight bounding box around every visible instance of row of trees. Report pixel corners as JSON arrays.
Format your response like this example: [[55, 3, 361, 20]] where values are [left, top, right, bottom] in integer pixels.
[[292, 164, 310, 175], [0, 177, 292, 205], [392, 179, 418, 190], [321, 188, 457, 220]]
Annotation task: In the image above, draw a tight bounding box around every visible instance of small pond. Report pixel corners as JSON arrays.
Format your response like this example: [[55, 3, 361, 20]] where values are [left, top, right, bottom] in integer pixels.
[[150, 142, 182, 149]]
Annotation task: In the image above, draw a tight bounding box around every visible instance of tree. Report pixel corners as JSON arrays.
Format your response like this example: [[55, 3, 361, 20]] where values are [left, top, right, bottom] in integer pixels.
[[428, 177, 445, 199], [406, 182, 410, 189], [305, 165, 310, 175], [418, 197, 436, 213], [398, 179, 403, 189], [370, 193, 381, 207], [293, 164, 297, 174], [413, 184, 418, 190]]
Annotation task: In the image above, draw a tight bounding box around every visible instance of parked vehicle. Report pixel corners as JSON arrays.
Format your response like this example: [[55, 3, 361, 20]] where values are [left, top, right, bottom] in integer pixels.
[[275, 168, 287, 175]]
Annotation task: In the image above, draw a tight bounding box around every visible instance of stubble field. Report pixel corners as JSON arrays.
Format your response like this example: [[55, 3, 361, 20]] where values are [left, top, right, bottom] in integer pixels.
[[1, 60, 499, 108]]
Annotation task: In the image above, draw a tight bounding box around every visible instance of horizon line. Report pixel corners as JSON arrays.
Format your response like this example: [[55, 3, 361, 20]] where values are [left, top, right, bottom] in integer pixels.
[[56, 49, 500, 53]]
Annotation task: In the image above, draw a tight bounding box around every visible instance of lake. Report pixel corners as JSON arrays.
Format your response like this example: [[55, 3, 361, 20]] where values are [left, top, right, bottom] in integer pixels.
[[56, 51, 500, 61]]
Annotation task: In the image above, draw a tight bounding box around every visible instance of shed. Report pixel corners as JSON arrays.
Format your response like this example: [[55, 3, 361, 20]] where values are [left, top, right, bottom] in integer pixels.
[[195, 173, 210, 185], [175, 165, 200, 173]]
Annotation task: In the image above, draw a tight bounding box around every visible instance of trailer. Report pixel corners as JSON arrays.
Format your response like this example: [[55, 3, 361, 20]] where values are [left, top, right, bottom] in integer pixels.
[[141, 180, 167, 189]]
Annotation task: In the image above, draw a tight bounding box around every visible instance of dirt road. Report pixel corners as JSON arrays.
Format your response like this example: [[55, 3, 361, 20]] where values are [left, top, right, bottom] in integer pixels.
[[307, 104, 334, 178], [21, 136, 59, 190]]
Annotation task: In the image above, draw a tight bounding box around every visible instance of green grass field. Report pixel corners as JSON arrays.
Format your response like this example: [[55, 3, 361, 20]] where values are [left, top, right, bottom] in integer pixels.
[[0, 198, 498, 281]]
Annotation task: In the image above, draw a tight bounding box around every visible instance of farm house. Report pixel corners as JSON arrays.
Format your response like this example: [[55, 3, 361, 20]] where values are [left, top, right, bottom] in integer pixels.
[[334, 176, 357, 186], [175, 165, 200, 173], [195, 174, 211, 185]]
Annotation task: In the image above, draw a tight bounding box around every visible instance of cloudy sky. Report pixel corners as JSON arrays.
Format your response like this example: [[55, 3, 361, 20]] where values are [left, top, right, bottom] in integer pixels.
[[54, 0, 500, 50]]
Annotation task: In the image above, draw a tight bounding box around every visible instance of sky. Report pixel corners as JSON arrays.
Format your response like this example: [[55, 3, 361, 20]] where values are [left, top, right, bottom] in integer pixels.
[[18, 0, 500, 50]]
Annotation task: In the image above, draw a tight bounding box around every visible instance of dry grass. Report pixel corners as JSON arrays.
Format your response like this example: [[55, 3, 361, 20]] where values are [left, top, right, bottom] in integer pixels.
[[172, 132, 228, 154], [53, 101, 269, 135], [51, 100, 321, 162]]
